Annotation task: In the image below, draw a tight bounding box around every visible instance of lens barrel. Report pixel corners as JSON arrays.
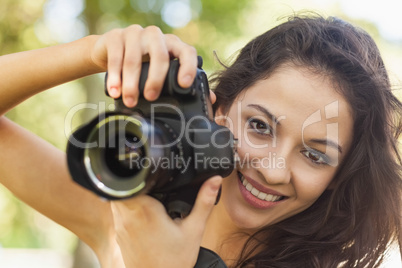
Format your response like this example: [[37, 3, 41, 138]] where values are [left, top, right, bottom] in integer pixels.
[[83, 114, 176, 198]]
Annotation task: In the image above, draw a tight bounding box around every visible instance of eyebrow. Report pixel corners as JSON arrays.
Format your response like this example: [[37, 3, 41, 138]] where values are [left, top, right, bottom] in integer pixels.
[[310, 139, 343, 154], [247, 104, 281, 125]]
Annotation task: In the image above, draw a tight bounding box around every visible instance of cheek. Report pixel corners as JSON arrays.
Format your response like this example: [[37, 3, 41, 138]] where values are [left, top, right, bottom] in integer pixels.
[[235, 139, 265, 166], [291, 164, 336, 204]]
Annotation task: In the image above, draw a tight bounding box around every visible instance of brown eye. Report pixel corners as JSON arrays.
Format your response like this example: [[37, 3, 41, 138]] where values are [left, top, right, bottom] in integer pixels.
[[301, 150, 329, 165], [248, 118, 272, 136], [307, 152, 320, 161]]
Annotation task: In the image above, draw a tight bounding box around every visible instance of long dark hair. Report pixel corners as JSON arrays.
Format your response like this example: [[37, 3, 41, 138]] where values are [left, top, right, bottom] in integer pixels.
[[212, 14, 402, 267]]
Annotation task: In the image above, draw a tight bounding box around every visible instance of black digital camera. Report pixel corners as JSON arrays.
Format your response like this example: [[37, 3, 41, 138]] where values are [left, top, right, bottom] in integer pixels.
[[66, 57, 236, 217]]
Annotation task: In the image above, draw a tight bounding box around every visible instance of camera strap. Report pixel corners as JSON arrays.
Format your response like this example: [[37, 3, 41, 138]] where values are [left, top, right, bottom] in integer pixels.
[[194, 247, 228, 268]]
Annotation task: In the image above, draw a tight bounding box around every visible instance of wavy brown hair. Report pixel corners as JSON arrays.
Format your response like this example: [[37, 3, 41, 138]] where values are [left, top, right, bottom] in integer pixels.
[[212, 15, 402, 267]]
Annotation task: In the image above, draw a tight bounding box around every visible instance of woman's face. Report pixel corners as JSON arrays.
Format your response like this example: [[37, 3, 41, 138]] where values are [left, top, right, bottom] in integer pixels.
[[214, 66, 353, 231]]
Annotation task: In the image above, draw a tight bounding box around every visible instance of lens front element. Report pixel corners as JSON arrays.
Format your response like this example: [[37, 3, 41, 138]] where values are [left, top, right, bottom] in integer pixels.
[[84, 115, 153, 198]]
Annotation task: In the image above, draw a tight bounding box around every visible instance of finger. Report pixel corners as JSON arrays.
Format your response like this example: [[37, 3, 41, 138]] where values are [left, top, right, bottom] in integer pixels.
[[142, 26, 170, 101], [105, 29, 125, 99], [121, 25, 143, 107], [209, 90, 217, 104], [165, 34, 198, 88], [183, 176, 222, 235]]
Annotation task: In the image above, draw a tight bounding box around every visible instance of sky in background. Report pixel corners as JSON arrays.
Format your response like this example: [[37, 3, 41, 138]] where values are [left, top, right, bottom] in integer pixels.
[[333, 0, 402, 41]]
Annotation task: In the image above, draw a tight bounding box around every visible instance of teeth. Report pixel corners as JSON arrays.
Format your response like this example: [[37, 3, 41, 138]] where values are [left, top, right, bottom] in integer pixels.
[[257, 192, 267, 200], [239, 173, 283, 202], [246, 183, 253, 191]]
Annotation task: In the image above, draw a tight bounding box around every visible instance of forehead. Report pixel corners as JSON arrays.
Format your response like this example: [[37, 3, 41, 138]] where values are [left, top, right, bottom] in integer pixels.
[[231, 66, 354, 150], [237, 66, 351, 117]]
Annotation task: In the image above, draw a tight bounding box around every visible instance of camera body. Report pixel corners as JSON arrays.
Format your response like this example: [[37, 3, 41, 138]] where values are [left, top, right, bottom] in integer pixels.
[[66, 58, 236, 217]]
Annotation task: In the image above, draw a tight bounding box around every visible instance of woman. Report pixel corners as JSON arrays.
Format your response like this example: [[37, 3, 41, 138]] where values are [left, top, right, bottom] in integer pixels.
[[0, 14, 401, 267], [208, 16, 402, 267]]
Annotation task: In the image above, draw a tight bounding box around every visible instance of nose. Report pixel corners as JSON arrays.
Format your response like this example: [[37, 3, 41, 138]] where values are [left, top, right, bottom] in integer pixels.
[[254, 145, 292, 185], [257, 159, 291, 185], [237, 137, 292, 185]]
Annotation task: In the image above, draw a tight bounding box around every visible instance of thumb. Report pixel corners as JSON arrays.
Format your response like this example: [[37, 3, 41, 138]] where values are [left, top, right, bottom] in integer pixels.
[[183, 176, 222, 233]]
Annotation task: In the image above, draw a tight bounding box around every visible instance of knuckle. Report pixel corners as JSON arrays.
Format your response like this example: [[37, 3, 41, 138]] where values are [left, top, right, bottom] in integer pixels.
[[108, 57, 123, 69], [108, 28, 124, 38], [127, 24, 143, 32], [186, 45, 197, 56], [165, 33, 181, 42], [123, 56, 141, 68], [153, 49, 170, 62], [145, 25, 163, 35], [196, 193, 216, 209], [202, 197, 215, 207]]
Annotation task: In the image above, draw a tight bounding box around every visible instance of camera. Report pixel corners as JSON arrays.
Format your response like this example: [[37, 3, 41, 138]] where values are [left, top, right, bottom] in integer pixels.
[[66, 57, 236, 217]]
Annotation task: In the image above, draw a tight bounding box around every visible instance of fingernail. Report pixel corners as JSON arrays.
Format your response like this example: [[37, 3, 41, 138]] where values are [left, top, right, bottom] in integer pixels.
[[124, 97, 136, 107], [181, 75, 193, 87], [210, 176, 222, 194], [145, 90, 158, 101], [109, 87, 119, 98]]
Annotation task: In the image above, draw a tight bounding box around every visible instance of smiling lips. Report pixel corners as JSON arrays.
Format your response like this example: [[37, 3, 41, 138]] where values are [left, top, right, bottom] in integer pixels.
[[237, 172, 286, 209]]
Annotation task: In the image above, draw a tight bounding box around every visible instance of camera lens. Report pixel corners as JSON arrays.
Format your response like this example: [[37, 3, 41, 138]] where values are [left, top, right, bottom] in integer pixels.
[[83, 114, 176, 199]]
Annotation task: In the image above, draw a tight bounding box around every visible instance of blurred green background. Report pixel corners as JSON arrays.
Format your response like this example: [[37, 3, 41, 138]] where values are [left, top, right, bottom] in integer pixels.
[[0, 0, 401, 267]]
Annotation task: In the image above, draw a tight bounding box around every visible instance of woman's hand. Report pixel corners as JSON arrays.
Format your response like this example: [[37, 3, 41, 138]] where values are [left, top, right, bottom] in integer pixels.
[[90, 25, 198, 108], [110, 176, 223, 268]]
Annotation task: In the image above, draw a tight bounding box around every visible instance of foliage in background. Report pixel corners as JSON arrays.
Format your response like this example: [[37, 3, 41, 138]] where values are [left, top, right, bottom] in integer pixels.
[[0, 0, 46, 54], [82, 0, 251, 71]]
